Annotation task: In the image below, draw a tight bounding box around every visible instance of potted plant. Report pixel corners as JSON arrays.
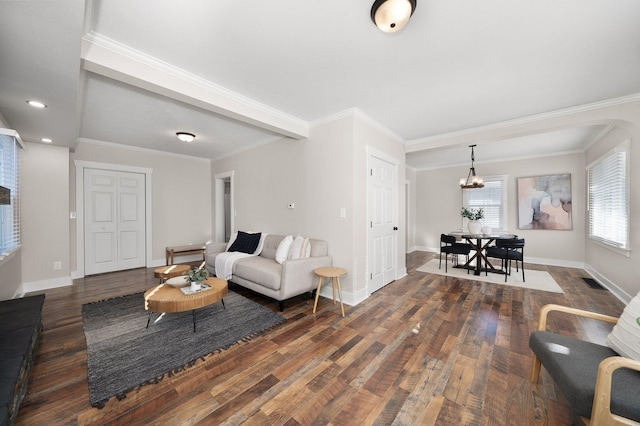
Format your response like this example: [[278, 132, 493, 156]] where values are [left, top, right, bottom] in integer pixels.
[[185, 267, 208, 290], [461, 207, 484, 234]]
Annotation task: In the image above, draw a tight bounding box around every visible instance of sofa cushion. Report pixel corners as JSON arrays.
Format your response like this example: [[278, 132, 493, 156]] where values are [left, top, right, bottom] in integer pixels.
[[259, 235, 284, 260], [607, 291, 640, 360], [228, 231, 261, 254], [275, 236, 293, 264], [530, 330, 640, 421], [233, 256, 282, 291]]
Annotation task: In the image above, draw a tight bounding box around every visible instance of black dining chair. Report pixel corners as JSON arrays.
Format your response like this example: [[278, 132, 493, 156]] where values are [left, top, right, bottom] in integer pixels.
[[439, 234, 471, 273], [485, 238, 525, 282]]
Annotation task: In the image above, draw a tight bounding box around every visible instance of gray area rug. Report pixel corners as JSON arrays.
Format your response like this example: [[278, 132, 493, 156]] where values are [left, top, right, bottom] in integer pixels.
[[82, 290, 286, 408]]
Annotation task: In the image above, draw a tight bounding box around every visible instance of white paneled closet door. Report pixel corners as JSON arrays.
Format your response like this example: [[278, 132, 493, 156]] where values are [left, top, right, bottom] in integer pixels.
[[84, 169, 146, 275], [368, 154, 397, 294]]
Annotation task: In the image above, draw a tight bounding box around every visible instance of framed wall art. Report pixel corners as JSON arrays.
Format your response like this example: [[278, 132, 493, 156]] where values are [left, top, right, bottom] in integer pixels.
[[517, 174, 572, 230]]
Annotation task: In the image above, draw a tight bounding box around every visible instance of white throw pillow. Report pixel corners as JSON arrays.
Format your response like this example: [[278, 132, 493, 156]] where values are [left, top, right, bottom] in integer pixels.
[[301, 238, 311, 258], [288, 235, 305, 260], [606, 291, 640, 360], [275, 235, 293, 264]]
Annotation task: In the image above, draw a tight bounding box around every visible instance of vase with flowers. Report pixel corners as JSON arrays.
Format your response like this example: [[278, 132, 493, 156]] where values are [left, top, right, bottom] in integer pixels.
[[461, 207, 484, 235]]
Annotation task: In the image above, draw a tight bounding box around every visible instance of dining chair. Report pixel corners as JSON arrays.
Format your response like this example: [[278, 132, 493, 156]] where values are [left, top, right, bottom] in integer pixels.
[[439, 234, 471, 273], [485, 238, 525, 282]]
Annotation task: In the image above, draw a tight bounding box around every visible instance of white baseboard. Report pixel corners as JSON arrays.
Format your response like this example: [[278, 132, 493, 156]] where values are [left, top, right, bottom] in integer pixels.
[[396, 268, 407, 280], [317, 285, 369, 307], [583, 264, 632, 303], [23, 276, 73, 294], [525, 256, 585, 269]]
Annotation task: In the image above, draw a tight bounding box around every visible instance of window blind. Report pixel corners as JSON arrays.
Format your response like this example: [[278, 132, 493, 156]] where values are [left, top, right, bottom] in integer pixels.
[[587, 144, 629, 249], [462, 176, 506, 230], [0, 132, 21, 254]]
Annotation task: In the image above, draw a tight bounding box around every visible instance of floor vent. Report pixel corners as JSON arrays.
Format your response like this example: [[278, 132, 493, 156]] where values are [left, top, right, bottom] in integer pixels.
[[583, 277, 604, 290]]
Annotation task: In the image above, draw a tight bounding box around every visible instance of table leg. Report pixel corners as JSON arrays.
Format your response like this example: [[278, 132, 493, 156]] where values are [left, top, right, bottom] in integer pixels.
[[474, 239, 482, 275], [313, 276, 323, 313], [192, 309, 196, 333], [335, 277, 345, 317], [221, 298, 225, 310], [146, 312, 153, 329]]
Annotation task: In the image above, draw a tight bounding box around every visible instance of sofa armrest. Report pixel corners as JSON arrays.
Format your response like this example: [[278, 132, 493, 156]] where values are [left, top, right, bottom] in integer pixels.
[[204, 242, 228, 274], [206, 242, 227, 257], [281, 256, 332, 297]]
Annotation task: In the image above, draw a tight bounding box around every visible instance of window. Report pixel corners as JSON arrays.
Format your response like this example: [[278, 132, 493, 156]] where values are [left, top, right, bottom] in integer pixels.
[[587, 142, 629, 252], [462, 175, 508, 230], [0, 130, 22, 257]]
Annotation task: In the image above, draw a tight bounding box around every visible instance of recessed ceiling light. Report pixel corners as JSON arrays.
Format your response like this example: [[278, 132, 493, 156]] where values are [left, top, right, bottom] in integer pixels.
[[27, 100, 47, 108], [40, 138, 53, 143], [176, 132, 196, 143]]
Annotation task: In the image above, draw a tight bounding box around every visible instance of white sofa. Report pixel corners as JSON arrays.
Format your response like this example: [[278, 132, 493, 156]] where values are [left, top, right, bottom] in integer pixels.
[[205, 234, 332, 311]]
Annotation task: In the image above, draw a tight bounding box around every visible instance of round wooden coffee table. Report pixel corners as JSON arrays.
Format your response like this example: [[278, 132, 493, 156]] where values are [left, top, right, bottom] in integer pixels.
[[153, 264, 190, 283], [144, 277, 228, 332]]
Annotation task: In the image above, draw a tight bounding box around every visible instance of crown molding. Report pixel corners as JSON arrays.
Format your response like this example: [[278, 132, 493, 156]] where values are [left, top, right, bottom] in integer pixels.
[[76, 137, 212, 163], [412, 148, 585, 172], [311, 107, 405, 144], [82, 32, 309, 140], [406, 93, 640, 152], [210, 135, 285, 164]]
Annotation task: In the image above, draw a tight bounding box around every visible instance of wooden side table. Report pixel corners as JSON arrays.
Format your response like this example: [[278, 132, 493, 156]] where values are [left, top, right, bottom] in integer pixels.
[[153, 264, 190, 283], [313, 267, 346, 317]]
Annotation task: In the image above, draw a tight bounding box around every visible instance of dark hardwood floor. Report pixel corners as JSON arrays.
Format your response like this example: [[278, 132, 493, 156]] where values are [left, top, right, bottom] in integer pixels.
[[16, 252, 625, 425]]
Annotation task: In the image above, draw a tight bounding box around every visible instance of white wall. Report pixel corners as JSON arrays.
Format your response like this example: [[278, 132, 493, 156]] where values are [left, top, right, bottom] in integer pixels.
[[406, 167, 417, 252], [21, 143, 71, 292], [70, 141, 212, 271], [211, 111, 406, 306], [353, 115, 407, 298], [414, 152, 585, 264], [585, 126, 639, 300]]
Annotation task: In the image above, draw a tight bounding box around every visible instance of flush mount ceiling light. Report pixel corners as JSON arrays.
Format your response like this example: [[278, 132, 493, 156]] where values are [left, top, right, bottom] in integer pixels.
[[371, 0, 417, 33], [40, 138, 53, 143], [460, 145, 484, 189], [26, 100, 47, 108], [176, 132, 195, 143]]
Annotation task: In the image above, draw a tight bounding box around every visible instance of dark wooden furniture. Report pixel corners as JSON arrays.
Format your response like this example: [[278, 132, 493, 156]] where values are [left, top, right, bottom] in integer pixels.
[[461, 233, 516, 275], [0, 294, 45, 426]]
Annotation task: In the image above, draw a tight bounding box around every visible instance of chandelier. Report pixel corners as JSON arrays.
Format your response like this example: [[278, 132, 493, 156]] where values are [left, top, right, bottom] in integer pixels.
[[460, 145, 484, 189]]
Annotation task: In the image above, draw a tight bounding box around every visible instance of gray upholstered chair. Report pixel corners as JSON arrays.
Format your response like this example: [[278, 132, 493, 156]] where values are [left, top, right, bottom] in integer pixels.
[[529, 304, 640, 425]]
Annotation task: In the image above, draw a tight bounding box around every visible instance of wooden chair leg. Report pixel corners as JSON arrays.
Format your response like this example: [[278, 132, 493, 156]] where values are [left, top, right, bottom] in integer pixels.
[[531, 355, 542, 383]]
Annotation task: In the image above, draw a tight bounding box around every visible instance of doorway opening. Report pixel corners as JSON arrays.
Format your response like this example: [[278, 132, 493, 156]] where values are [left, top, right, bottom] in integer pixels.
[[215, 171, 234, 243]]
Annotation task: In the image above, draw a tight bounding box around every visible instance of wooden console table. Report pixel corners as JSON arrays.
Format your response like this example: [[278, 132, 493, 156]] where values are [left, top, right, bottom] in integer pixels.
[[165, 244, 206, 265]]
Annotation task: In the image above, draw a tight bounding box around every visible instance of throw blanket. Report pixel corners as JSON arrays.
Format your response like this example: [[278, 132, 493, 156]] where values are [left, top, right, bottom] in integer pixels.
[[215, 251, 253, 280]]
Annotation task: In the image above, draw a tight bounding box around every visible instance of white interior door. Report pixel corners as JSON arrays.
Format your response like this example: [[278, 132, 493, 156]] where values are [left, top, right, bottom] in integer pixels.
[[84, 169, 145, 275], [368, 154, 397, 294], [116, 172, 146, 270]]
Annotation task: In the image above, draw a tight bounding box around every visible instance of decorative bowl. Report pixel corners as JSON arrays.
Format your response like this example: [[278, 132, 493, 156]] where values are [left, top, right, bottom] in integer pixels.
[[165, 276, 189, 287]]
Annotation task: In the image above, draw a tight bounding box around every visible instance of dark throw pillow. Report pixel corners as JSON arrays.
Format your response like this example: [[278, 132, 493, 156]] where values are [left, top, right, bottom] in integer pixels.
[[228, 231, 261, 254]]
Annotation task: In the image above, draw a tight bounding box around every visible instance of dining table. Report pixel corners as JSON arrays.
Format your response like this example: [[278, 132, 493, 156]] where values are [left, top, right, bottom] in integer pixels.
[[459, 233, 517, 276]]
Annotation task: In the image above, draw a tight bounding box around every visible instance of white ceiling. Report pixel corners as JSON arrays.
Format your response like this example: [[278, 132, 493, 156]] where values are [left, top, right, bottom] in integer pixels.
[[1, 0, 639, 168]]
